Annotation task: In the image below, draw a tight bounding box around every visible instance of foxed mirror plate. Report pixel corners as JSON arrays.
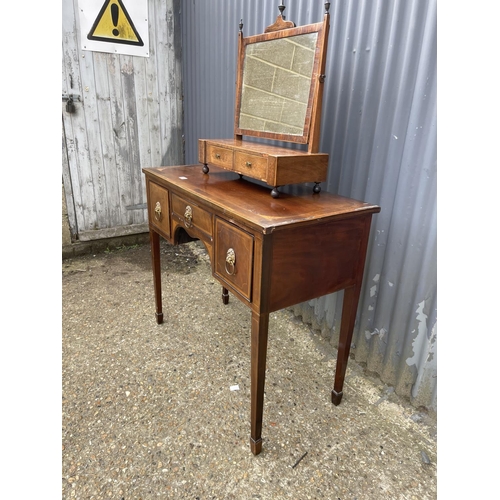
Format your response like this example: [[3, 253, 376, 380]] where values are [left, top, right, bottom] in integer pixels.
[[237, 31, 319, 140]]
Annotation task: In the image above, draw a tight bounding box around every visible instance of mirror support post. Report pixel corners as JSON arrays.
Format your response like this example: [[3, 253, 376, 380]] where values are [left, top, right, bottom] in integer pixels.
[[307, 13, 330, 154], [234, 26, 245, 136]]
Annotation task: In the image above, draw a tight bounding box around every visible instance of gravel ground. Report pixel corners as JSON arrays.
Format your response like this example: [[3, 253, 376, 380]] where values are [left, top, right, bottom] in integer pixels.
[[62, 240, 437, 499]]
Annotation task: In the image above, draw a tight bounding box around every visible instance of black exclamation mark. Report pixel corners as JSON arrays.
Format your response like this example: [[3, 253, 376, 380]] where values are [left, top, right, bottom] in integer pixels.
[[111, 3, 119, 36]]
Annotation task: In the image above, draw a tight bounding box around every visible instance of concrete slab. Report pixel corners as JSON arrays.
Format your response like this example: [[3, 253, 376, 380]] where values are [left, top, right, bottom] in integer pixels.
[[62, 240, 437, 499]]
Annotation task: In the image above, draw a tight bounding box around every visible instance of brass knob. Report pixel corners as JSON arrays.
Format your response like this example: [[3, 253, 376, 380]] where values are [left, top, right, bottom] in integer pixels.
[[225, 248, 236, 275], [154, 201, 162, 221], [245, 161, 252, 167], [184, 205, 193, 228], [215, 153, 221, 159]]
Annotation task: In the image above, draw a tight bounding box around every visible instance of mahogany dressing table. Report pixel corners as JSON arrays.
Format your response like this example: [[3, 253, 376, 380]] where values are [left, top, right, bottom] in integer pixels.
[[142, 164, 380, 455], [143, 2, 380, 455]]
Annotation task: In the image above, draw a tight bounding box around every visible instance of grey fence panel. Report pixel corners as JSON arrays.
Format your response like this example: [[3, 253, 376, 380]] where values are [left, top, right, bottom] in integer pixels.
[[62, 0, 184, 240]]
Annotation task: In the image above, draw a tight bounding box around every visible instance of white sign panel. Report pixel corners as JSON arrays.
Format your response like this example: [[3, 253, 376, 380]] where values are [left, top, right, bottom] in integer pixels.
[[79, 0, 149, 57]]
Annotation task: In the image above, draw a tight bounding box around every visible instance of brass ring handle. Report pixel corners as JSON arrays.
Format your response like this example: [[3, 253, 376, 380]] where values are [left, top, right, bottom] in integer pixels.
[[245, 161, 252, 167], [154, 201, 162, 221], [184, 205, 193, 228], [225, 248, 236, 275]]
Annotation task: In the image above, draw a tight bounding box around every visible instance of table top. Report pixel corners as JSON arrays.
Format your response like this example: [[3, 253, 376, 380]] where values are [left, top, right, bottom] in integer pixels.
[[143, 165, 380, 232]]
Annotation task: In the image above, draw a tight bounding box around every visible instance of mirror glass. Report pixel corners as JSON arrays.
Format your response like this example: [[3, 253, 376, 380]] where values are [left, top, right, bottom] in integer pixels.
[[238, 32, 318, 137]]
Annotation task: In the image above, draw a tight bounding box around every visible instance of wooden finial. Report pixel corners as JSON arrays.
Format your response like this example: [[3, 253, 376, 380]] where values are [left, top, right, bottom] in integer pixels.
[[265, 1, 295, 32], [278, 1, 286, 19]]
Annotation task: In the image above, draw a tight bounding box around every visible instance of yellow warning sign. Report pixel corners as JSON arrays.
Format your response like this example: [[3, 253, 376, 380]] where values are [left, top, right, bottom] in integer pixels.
[[87, 0, 143, 46]]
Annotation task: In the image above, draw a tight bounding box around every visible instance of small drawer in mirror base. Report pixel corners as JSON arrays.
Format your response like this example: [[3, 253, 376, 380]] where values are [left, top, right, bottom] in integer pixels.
[[207, 145, 233, 169]]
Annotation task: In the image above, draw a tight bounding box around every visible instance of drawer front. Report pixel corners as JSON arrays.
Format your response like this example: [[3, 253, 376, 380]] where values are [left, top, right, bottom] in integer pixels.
[[234, 151, 268, 181], [206, 144, 233, 169], [171, 193, 212, 236], [214, 218, 254, 301], [148, 181, 170, 236]]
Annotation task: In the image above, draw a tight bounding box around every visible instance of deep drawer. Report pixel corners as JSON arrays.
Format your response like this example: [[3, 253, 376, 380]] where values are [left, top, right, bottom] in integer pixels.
[[148, 181, 170, 237], [214, 218, 254, 301]]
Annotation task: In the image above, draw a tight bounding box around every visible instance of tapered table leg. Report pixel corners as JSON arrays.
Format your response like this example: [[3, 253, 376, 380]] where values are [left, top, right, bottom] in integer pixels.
[[149, 229, 163, 324], [250, 311, 269, 455], [222, 287, 229, 305], [331, 285, 361, 405]]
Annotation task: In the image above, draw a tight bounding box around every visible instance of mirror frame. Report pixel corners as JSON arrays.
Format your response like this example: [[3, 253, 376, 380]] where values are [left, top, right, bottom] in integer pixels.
[[233, 13, 330, 153]]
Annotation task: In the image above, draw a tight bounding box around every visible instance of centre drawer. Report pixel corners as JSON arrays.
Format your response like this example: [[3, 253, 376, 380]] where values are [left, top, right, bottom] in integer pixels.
[[171, 193, 212, 236], [214, 218, 254, 301]]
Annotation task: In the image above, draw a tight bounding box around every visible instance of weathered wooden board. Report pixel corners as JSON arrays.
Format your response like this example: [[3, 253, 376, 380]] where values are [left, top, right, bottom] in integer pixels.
[[62, 0, 183, 241]]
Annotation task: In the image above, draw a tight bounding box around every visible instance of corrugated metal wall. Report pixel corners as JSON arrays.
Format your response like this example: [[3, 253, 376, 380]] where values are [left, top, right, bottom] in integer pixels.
[[181, 0, 437, 410]]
